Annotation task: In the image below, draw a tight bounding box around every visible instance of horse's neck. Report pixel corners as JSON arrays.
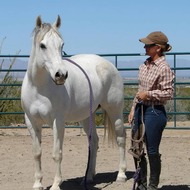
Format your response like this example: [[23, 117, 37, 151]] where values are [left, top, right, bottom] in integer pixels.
[[27, 51, 50, 87]]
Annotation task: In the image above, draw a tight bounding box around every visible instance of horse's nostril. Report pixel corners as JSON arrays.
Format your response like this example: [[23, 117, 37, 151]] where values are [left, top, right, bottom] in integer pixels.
[[65, 71, 68, 79], [55, 72, 61, 78]]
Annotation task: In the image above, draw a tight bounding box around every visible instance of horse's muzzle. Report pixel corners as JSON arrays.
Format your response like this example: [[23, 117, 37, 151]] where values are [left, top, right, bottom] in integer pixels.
[[54, 71, 68, 85]]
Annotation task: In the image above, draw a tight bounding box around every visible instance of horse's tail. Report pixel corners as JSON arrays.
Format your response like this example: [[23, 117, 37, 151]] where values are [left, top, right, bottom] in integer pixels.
[[103, 110, 116, 146]]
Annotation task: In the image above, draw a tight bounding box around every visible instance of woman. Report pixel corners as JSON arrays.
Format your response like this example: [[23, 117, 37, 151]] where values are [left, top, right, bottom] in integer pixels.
[[128, 31, 175, 190]]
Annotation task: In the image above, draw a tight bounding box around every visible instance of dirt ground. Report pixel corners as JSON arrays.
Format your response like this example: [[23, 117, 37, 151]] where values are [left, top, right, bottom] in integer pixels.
[[0, 127, 190, 190]]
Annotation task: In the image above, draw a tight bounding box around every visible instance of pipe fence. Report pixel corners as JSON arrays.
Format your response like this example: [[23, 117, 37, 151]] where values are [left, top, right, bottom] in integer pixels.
[[0, 52, 190, 129]]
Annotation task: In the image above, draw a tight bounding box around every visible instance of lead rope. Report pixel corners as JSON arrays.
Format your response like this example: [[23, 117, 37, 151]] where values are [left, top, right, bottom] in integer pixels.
[[63, 58, 93, 190], [131, 104, 145, 190], [132, 167, 141, 190]]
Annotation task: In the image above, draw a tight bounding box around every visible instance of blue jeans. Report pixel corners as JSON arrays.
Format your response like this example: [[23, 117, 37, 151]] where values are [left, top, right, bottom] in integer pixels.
[[142, 105, 167, 155]]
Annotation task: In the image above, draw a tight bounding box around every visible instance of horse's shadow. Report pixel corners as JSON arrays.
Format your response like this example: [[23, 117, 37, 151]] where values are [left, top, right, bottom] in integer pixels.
[[45, 171, 135, 190], [160, 185, 190, 190], [45, 172, 190, 190]]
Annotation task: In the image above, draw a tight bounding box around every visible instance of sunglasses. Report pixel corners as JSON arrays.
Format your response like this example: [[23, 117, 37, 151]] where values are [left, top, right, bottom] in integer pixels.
[[144, 44, 156, 48]]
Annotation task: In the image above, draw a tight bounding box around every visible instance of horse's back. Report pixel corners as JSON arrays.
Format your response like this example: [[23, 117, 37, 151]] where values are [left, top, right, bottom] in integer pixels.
[[68, 54, 123, 86], [69, 54, 115, 70]]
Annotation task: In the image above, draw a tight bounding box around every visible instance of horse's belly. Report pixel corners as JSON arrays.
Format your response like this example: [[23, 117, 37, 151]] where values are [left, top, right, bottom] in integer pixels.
[[64, 108, 94, 122]]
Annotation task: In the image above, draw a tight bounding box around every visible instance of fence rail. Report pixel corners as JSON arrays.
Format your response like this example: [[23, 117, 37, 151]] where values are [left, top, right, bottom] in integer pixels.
[[1, 52, 190, 129]]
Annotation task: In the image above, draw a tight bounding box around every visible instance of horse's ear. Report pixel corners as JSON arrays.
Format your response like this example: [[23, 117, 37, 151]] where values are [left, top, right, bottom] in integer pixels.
[[36, 16, 42, 28], [53, 15, 61, 29]]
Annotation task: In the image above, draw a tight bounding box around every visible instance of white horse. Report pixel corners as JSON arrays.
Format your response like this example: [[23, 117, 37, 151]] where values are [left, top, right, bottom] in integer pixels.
[[21, 15, 127, 190]]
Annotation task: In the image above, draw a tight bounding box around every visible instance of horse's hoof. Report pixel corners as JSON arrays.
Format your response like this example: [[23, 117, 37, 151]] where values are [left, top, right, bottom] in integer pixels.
[[116, 175, 127, 182], [50, 186, 61, 190], [33, 183, 44, 190]]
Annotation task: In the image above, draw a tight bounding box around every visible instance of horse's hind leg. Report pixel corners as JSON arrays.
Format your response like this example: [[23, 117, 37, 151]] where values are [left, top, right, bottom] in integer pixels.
[[103, 107, 127, 182], [115, 115, 127, 182], [25, 115, 43, 190], [80, 113, 99, 183]]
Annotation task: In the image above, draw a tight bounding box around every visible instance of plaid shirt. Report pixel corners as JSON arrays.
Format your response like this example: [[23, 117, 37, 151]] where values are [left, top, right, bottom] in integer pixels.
[[133, 56, 175, 107]]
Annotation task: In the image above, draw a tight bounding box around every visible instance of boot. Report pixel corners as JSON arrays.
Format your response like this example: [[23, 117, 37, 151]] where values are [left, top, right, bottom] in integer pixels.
[[147, 154, 161, 190], [136, 156, 147, 190]]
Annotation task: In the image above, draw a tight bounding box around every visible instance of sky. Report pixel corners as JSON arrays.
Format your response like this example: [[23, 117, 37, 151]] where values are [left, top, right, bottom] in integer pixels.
[[1, 0, 190, 56]]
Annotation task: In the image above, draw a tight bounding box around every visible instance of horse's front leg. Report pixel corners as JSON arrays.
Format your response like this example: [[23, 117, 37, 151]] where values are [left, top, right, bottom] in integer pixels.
[[25, 115, 43, 190], [50, 119, 65, 190]]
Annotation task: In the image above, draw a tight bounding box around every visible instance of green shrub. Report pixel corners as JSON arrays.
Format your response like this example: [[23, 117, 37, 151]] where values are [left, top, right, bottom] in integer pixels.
[[0, 54, 24, 126]]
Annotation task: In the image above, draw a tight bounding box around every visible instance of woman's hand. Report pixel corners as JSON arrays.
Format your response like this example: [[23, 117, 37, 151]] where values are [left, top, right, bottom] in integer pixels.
[[136, 91, 148, 102], [128, 108, 134, 124]]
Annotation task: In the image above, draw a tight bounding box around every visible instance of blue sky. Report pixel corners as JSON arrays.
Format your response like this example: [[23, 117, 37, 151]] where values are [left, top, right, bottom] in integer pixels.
[[1, 0, 190, 55]]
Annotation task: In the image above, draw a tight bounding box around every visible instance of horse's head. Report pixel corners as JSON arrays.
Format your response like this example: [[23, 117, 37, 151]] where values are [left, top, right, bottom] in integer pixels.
[[32, 15, 68, 85]]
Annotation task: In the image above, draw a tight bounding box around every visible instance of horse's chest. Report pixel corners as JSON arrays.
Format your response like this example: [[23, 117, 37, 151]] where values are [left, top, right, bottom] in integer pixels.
[[29, 97, 52, 119]]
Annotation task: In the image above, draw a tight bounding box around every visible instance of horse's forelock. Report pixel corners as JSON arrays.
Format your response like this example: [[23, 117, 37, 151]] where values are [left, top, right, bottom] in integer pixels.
[[32, 23, 51, 43], [32, 23, 62, 44]]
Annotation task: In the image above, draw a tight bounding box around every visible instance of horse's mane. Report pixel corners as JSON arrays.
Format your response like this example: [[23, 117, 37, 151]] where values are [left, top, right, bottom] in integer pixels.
[[32, 23, 62, 43]]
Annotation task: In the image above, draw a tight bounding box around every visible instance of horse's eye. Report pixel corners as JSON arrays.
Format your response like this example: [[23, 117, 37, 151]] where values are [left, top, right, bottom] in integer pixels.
[[40, 43, 46, 49]]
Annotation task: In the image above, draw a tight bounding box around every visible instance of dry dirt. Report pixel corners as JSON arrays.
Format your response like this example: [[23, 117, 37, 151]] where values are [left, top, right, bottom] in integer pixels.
[[0, 127, 190, 190]]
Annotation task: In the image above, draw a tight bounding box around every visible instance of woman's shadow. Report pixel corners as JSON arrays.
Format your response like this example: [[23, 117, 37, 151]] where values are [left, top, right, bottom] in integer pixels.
[[45, 170, 135, 190]]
